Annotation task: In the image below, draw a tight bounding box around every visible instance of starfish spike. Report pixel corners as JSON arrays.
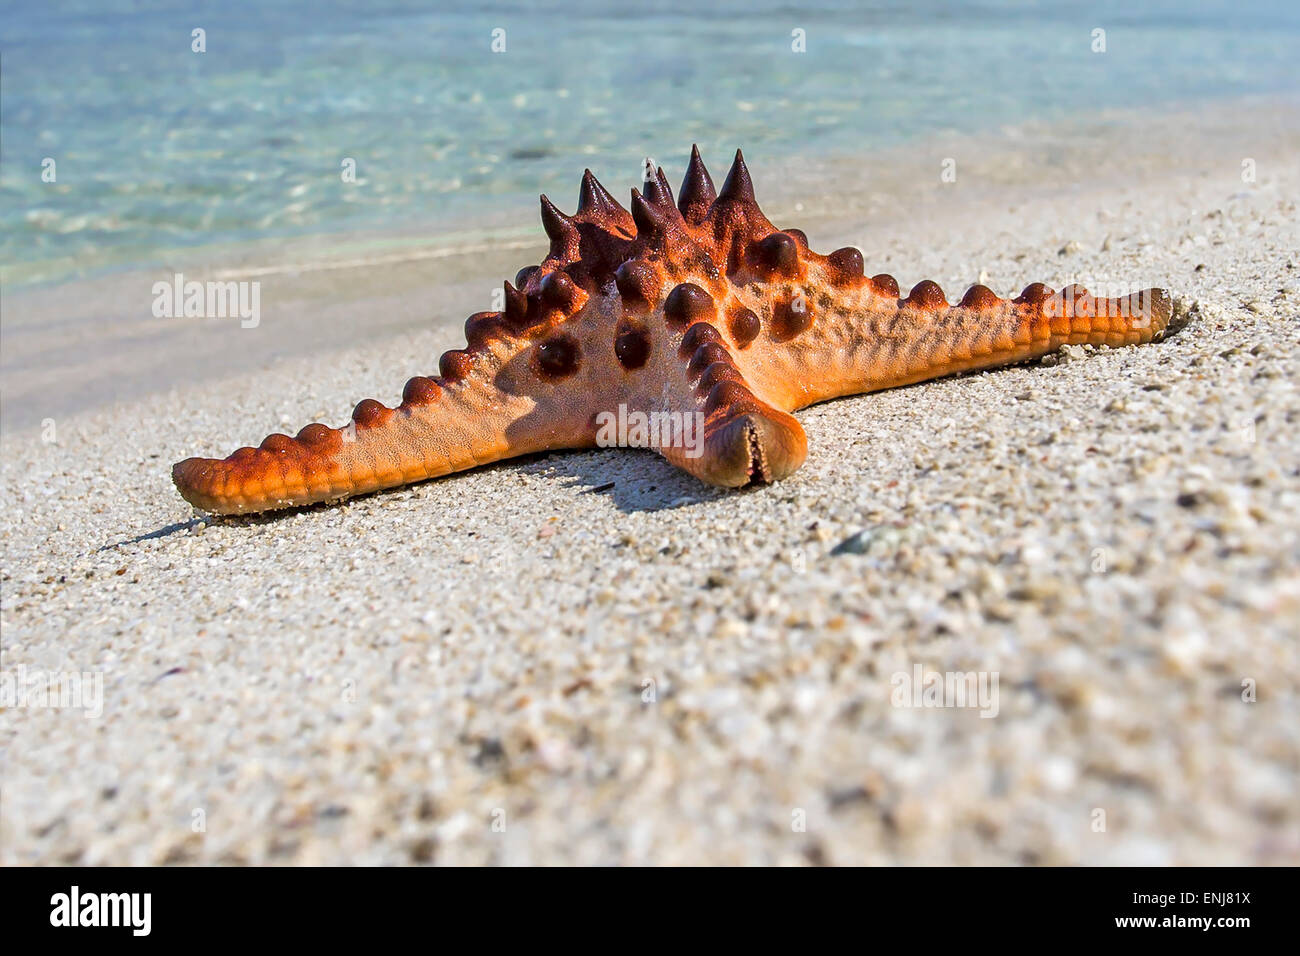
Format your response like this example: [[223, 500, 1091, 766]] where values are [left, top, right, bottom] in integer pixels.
[[173, 147, 1173, 515]]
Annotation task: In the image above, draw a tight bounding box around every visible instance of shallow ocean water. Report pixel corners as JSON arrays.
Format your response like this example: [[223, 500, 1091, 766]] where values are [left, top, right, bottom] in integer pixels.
[[2, 0, 1297, 284]]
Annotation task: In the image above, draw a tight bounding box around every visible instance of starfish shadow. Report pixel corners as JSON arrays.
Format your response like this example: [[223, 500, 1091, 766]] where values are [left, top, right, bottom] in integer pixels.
[[512, 446, 735, 513], [97, 517, 206, 551]]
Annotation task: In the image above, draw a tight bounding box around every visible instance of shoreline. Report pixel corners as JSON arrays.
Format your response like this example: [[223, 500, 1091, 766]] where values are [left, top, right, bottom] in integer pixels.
[[6, 89, 1296, 293], [3, 93, 1297, 433]]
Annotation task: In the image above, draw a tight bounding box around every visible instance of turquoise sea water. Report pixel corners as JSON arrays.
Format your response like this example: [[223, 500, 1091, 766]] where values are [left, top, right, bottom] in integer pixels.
[[2, 0, 1298, 285]]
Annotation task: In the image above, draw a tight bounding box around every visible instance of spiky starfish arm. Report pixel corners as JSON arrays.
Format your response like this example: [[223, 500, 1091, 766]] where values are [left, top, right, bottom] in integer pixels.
[[173, 147, 1171, 515]]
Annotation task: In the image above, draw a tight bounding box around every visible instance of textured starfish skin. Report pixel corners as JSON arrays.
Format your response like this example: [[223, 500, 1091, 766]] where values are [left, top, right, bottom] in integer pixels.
[[173, 147, 1173, 515]]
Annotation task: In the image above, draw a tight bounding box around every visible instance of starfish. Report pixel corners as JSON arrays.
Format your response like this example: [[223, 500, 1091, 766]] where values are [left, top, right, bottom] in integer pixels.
[[173, 147, 1172, 515]]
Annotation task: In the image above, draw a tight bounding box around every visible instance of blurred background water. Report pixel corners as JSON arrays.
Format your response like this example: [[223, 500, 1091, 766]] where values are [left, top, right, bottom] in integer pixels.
[[2, 0, 1298, 286]]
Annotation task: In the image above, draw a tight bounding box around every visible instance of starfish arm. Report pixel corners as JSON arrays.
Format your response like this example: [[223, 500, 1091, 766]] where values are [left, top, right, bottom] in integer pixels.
[[174, 180, 650, 515], [172, 269, 624, 514], [621, 317, 807, 487], [716, 233, 1173, 412], [172, 338, 590, 515]]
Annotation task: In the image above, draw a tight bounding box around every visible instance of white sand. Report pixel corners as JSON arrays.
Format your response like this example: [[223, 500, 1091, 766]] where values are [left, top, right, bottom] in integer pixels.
[[2, 99, 1298, 864]]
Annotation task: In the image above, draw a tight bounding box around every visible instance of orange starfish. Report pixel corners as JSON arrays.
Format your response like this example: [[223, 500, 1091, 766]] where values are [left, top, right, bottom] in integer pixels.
[[173, 147, 1172, 515]]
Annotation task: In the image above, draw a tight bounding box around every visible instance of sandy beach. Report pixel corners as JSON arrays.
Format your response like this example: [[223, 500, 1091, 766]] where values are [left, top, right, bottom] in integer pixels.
[[2, 98, 1298, 865]]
